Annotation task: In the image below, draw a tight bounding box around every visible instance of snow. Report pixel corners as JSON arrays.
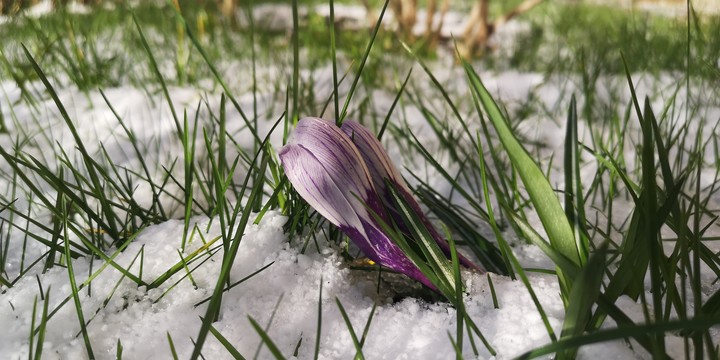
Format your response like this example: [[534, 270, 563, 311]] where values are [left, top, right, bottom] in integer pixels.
[[2, 58, 720, 357], [1, 4, 720, 359], [20, 0, 92, 17], [0, 206, 570, 359], [0, 73, 623, 359]]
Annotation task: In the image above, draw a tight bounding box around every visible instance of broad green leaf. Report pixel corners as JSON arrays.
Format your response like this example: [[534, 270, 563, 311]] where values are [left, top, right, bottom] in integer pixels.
[[463, 61, 580, 298], [558, 243, 608, 359]]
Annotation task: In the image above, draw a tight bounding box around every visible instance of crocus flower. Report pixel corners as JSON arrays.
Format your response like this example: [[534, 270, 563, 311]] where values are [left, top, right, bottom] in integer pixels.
[[279, 117, 483, 290], [339, 120, 482, 272]]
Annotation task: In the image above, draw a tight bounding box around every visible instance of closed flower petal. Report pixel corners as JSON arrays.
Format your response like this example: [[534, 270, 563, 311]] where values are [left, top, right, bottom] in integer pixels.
[[341, 120, 483, 272], [279, 117, 436, 289]]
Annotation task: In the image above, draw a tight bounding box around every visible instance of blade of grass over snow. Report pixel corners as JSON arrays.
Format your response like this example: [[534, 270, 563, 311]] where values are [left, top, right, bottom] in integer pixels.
[[563, 95, 590, 266], [167, 331, 179, 360], [28, 296, 38, 359], [446, 229, 464, 359], [474, 133, 514, 276], [116, 339, 123, 360], [32, 288, 50, 360], [248, 316, 287, 360], [328, 0, 340, 123], [291, 0, 299, 125], [254, 294, 285, 359], [62, 196, 95, 359], [191, 115, 282, 359], [21, 44, 122, 244], [518, 314, 720, 359], [243, 1, 259, 155], [377, 68, 413, 141], [164, 2, 260, 143], [335, 297, 365, 360], [338, 0, 390, 124], [358, 302, 377, 349], [193, 262, 274, 307], [487, 274, 498, 309], [132, 13, 182, 136], [557, 243, 608, 359], [151, 235, 220, 292], [181, 109, 200, 250], [313, 278, 323, 360], [209, 323, 248, 360], [363, 184, 496, 355], [463, 59, 581, 301]]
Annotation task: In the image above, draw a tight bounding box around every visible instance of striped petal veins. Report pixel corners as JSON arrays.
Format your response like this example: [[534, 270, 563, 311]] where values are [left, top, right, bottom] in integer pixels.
[[279, 117, 435, 288], [341, 120, 483, 272]]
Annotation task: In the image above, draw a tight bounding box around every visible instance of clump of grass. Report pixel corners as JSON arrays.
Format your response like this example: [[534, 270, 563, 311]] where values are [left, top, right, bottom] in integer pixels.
[[456, 33, 720, 360], [1, 1, 719, 359], [498, 3, 720, 79]]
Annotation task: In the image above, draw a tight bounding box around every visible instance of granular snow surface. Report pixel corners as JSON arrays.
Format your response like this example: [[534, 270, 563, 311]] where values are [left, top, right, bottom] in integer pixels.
[[1, 58, 718, 359]]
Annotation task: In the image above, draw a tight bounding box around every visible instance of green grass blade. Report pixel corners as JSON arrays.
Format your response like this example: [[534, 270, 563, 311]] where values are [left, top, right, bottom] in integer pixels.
[[475, 133, 515, 276], [131, 13, 182, 136], [463, 60, 579, 300], [338, 0, 389, 123], [116, 339, 123, 360], [166, 3, 260, 143], [209, 323, 248, 360], [558, 243, 608, 359], [191, 120, 278, 358], [384, 184, 457, 298], [81, 227, 146, 288], [314, 277, 323, 360], [63, 197, 95, 359], [21, 44, 121, 243], [291, 0, 299, 124], [335, 297, 365, 360], [487, 274, 499, 309], [506, 210, 579, 278], [193, 261, 274, 307], [253, 294, 284, 359], [328, 0, 340, 123], [167, 332, 179, 360], [248, 316, 287, 360], [377, 68, 412, 141], [446, 229, 464, 359], [516, 315, 720, 359], [447, 332, 464, 360], [181, 108, 200, 251], [563, 95, 589, 265], [33, 288, 50, 360], [358, 302, 377, 348]]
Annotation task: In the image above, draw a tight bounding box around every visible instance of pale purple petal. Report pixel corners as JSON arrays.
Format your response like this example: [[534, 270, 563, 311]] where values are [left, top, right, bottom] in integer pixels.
[[279, 143, 366, 232], [340, 120, 409, 194], [281, 117, 382, 230], [279, 117, 435, 288], [291, 118, 375, 204], [341, 120, 484, 272]]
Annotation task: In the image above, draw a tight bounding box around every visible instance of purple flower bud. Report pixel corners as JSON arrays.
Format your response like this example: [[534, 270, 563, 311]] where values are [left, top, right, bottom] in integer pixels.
[[340, 121, 483, 272], [279, 117, 482, 290]]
